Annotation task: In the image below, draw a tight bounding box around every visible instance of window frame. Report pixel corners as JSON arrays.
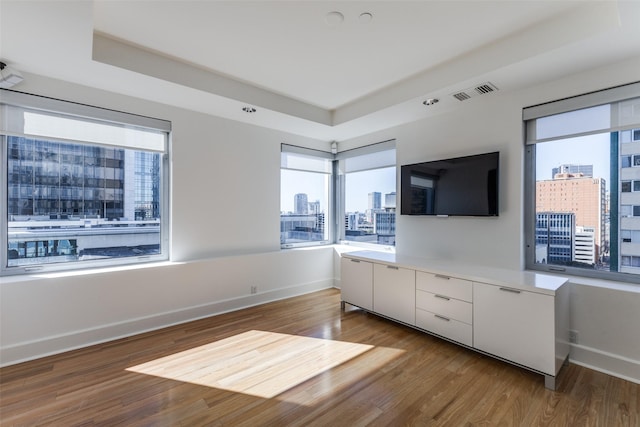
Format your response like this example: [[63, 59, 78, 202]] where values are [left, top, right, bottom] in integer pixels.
[[336, 140, 397, 249], [280, 144, 333, 249], [524, 81, 640, 283], [279, 140, 397, 250], [1, 90, 171, 276]]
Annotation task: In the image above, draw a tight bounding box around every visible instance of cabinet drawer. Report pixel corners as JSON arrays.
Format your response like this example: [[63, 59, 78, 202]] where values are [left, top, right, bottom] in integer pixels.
[[416, 290, 472, 324], [416, 271, 472, 302], [416, 309, 473, 347]]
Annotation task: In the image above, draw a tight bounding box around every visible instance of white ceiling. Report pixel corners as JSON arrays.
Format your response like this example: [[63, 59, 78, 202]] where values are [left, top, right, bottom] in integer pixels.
[[2, 1, 640, 143]]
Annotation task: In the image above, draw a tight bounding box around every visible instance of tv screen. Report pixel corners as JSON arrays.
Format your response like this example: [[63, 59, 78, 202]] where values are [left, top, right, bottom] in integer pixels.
[[400, 152, 499, 216]]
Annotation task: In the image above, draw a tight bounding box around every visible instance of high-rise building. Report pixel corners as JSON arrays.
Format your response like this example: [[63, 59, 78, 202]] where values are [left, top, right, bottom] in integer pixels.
[[374, 211, 396, 236], [368, 192, 381, 210], [617, 127, 640, 273], [308, 200, 320, 215], [6, 137, 159, 221], [384, 192, 396, 209], [294, 193, 308, 214], [536, 173, 605, 262], [552, 164, 593, 178]]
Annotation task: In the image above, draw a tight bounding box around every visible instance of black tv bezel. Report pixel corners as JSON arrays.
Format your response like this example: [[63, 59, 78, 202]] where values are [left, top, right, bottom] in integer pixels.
[[400, 151, 499, 217]]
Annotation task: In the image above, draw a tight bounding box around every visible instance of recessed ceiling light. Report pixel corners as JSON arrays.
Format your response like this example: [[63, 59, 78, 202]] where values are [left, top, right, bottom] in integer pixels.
[[423, 98, 439, 106], [242, 106, 257, 113], [325, 11, 344, 26], [359, 12, 373, 23]]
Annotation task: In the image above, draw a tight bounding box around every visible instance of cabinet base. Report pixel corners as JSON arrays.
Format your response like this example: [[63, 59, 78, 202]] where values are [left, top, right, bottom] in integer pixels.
[[544, 374, 556, 390]]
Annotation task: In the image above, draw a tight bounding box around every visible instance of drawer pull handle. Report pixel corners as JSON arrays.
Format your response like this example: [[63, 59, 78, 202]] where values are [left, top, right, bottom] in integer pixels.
[[435, 314, 451, 322], [434, 274, 450, 280], [499, 287, 521, 294], [387, 265, 399, 270], [350, 259, 360, 263], [434, 294, 450, 301]]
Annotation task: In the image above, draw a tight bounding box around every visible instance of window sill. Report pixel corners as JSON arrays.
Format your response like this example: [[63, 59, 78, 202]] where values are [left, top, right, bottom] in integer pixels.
[[527, 269, 640, 294], [0, 261, 181, 284]]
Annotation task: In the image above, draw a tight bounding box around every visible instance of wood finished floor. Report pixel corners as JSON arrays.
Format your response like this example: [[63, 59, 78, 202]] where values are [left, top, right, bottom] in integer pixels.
[[1, 288, 638, 426]]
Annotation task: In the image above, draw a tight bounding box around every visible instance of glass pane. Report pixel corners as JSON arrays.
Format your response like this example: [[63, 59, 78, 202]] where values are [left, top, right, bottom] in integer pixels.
[[280, 169, 329, 245], [344, 166, 396, 246], [534, 133, 609, 270], [534, 126, 640, 278], [6, 136, 162, 268]]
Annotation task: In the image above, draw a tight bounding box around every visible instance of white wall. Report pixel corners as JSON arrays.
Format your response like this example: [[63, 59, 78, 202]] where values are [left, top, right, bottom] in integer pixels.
[[0, 74, 335, 366], [338, 56, 640, 383]]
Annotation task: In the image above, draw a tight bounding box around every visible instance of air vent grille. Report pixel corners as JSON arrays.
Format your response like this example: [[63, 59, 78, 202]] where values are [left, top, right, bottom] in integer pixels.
[[453, 92, 471, 101], [452, 82, 499, 102]]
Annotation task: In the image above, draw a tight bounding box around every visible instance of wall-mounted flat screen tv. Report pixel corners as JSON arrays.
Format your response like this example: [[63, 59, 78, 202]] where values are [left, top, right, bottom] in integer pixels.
[[400, 151, 499, 216]]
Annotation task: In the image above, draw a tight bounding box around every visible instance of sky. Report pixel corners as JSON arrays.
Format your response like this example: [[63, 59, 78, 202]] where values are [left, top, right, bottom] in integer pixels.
[[535, 132, 611, 189]]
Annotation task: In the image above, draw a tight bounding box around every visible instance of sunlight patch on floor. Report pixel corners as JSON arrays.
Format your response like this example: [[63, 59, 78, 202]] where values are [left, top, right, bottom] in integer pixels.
[[126, 330, 398, 400]]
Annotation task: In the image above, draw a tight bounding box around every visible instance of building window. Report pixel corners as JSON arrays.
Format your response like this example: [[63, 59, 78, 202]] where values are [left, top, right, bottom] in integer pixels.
[[1, 91, 170, 275], [280, 145, 332, 248], [524, 82, 640, 282], [337, 141, 396, 247]]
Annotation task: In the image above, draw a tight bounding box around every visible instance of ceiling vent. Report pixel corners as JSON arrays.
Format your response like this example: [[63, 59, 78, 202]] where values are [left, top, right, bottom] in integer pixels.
[[452, 82, 498, 102]]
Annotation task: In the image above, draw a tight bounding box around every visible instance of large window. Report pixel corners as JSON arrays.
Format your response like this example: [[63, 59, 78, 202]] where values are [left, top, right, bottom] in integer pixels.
[[338, 141, 396, 247], [525, 82, 640, 282], [280, 141, 396, 249], [280, 145, 332, 247], [1, 90, 170, 275]]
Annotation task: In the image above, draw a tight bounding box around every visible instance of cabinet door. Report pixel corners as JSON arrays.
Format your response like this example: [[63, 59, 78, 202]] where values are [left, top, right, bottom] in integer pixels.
[[340, 258, 373, 310], [373, 264, 415, 325], [473, 282, 555, 375]]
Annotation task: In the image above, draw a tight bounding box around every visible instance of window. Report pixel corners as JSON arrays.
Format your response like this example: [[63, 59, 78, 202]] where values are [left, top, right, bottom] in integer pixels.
[[280, 145, 332, 248], [279, 140, 396, 249], [337, 141, 396, 247], [1, 90, 170, 275], [525, 81, 640, 282]]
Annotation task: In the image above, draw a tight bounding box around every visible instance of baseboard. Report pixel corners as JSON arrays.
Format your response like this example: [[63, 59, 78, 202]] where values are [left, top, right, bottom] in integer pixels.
[[569, 343, 640, 384], [0, 280, 333, 367]]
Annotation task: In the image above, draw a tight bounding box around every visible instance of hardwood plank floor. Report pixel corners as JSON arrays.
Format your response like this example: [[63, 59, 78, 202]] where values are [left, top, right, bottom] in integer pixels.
[[1, 288, 638, 426]]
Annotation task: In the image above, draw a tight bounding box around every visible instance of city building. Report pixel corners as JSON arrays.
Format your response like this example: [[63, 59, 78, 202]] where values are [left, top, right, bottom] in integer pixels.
[[618, 127, 640, 273], [6, 136, 161, 262], [552, 164, 593, 178], [536, 173, 606, 262], [294, 193, 309, 215], [368, 192, 381, 210], [575, 226, 596, 264], [535, 212, 576, 265], [384, 192, 396, 209]]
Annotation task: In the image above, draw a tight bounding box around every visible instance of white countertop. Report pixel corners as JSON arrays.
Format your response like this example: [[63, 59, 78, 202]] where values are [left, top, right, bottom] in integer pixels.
[[341, 250, 568, 296]]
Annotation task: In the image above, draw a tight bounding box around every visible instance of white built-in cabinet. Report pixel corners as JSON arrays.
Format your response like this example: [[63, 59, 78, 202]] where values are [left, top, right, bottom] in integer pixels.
[[473, 282, 556, 375], [340, 250, 569, 390], [340, 257, 373, 311], [373, 264, 416, 325]]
